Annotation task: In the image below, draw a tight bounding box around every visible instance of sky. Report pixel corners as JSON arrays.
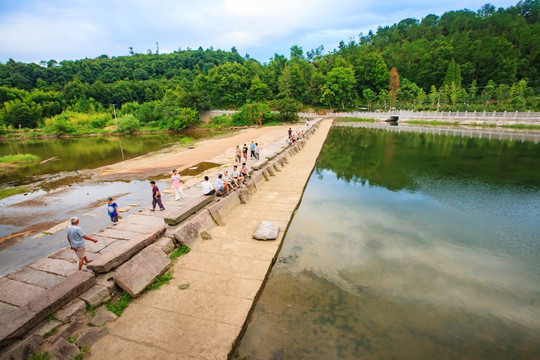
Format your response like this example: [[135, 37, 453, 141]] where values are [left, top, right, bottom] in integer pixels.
[[0, 0, 520, 64]]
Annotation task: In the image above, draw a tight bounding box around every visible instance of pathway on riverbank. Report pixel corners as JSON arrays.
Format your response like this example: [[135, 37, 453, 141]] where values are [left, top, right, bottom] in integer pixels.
[[88, 119, 332, 359], [97, 124, 293, 179]]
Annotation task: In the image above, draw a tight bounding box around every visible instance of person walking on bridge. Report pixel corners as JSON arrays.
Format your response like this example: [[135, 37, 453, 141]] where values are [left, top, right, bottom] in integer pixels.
[[67, 217, 98, 271]]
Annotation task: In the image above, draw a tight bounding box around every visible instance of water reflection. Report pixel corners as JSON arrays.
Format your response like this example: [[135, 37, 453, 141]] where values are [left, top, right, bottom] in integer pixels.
[[235, 127, 540, 359], [0, 132, 210, 187]]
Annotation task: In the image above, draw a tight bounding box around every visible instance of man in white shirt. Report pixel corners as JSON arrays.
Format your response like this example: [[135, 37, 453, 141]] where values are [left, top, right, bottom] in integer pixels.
[[202, 176, 216, 195], [230, 165, 245, 185]]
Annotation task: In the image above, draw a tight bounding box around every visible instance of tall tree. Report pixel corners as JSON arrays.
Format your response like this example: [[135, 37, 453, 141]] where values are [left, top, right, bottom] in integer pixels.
[[389, 67, 400, 107]]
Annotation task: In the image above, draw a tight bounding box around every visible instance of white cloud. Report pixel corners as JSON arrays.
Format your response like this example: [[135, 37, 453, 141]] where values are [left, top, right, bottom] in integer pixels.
[[0, 0, 520, 63]]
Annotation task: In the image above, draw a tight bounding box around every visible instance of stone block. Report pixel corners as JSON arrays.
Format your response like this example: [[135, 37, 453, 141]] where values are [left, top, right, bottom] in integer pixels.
[[0, 333, 43, 360], [95, 272, 117, 292], [154, 236, 175, 254], [164, 195, 214, 226], [89, 307, 117, 327], [54, 299, 86, 323], [251, 159, 268, 170], [0, 278, 46, 307], [28, 258, 77, 277], [267, 166, 275, 176], [208, 209, 225, 226], [75, 327, 109, 348], [200, 231, 212, 241], [49, 338, 80, 360], [273, 162, 281, 172], [173, 223, 201, 248], [48, 248, 78, 263], [262, 169, 270, 181], [253, 221, 280, 241], [246, 181, 257, 195], [26, 271, 95, 319], [114, 245, 170, 298], [122, 214, 165, 226], [7, 267, 65, 289], [0, 272, 94, 346], [87, 227, 166, 273], [85, 237, 115, 253], [79, 285, 110, 307], [56, 319, 86, 340], [34, 320, 62, 338], [239, 190, 250, 204], [0, 302, 16, 318]]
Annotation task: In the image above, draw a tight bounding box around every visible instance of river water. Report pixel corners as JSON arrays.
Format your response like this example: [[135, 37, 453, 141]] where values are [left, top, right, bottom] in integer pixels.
[[0, 131, 222, 275], [235, 125, 540, 359], [0, 133, 197, 187]]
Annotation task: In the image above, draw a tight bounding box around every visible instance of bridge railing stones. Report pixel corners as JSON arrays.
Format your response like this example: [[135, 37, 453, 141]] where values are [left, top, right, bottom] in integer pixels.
[[163, 195, 215, 226]]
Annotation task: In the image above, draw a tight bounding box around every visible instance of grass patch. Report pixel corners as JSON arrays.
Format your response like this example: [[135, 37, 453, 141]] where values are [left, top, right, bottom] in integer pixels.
[[0, 153, 40, 164], [86, 304, 100, 317], [0, 186, 29, 200], [404, 120, 540, 130], [28, 351, 50, 360], [179, 137, 194, 144], [46, 311, 55, 322], [43, 327, 57, 339], [67, 334, 79, 343], [73, 345, 90, 360], [501, 123, 540, 130], [338, 117, 376, 123], [144, 271, 173, 293], [404, 120, 461, 126], [169, 245, 190, 261], [105, 291, 133, 317], [262, 121, 287, 127]]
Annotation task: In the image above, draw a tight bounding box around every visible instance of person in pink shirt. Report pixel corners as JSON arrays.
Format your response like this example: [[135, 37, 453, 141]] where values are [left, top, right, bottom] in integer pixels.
[[169, 169, 185, 200]]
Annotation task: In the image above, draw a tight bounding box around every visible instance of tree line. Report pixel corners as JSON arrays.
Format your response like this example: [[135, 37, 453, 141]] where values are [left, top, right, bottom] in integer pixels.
[[0, 1, 538, 132]]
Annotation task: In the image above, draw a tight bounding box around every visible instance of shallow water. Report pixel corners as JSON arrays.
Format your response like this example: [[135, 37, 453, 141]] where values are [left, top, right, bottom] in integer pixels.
[[235, 126, 540, 359], [0, 132, 204, 187]]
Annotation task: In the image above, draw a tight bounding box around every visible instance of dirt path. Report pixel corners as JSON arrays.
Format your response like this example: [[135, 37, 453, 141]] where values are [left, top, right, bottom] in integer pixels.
[[97, 125, 295, 179]]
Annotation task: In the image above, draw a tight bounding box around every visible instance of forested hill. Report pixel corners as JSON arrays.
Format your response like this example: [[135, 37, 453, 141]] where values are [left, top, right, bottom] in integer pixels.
[[0, 1, 538, 131], [336, 1, 538, 90]]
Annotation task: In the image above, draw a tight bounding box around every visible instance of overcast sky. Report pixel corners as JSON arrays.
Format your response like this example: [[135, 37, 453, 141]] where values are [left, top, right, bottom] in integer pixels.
[[0, 0, 519, 64]]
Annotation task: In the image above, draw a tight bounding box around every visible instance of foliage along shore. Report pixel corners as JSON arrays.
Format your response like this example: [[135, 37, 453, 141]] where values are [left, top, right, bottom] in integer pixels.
[[0, 1, 538, 136]]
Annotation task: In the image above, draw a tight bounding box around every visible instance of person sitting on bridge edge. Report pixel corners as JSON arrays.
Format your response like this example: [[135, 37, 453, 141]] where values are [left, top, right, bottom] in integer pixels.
[[215, 174, 230, 196], [240, 163, 250, 179], [231, 164, 245, 185], [67, 217, 98, 271], [202, 176, 216, 196]]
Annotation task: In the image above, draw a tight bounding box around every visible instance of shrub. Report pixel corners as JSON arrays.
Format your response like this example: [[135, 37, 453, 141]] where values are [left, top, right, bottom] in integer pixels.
[[208, 114, 234, 128], [273, 97, 301, 122], [164, 107, 199, 131], [232, 103, 271, 126], [117, 114, 140, 133]]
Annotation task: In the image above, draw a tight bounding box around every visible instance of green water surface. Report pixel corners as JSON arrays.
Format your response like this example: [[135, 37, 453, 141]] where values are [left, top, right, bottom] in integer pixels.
[[235, 126, 540, 359], [0, 133, 194, 186]]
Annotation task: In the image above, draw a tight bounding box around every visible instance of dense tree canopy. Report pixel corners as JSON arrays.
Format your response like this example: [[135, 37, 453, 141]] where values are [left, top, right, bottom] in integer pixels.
[[0, 1, 538, 131]]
